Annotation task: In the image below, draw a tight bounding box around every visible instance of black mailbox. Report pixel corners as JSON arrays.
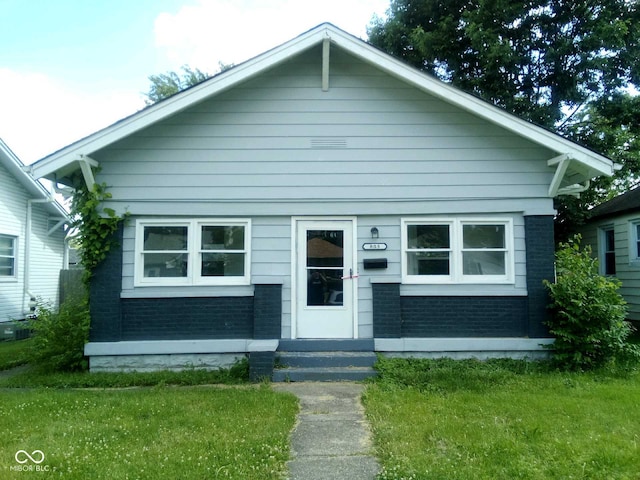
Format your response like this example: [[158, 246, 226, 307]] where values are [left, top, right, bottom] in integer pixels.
[[363, 258, 388, 269]]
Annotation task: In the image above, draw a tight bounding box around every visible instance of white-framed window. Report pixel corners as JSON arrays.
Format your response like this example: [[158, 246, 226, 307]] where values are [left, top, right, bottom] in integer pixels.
[[599, 226, 616, 275], [629, 220, 640, 263], [0, 234, 17, 279], [134, 219, 251, 286], [402, 218, 514, 284]]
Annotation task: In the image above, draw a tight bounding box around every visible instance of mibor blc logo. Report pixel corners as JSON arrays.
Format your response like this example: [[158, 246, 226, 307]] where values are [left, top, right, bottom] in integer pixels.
[[10, 450, 50, 472]]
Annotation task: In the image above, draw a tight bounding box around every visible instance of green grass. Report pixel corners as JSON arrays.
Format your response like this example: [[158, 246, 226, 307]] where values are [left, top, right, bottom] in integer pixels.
[[0, 386, 298, 479], [0, 338, 34, 371], [364, 357, 640, 480], [0, 359, 249, 388]]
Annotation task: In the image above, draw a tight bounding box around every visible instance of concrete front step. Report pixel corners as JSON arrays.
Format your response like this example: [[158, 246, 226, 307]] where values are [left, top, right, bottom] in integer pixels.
[[272, 366, 377, 382], [277, 351, 377, 368], [278, 339, 375, 352]]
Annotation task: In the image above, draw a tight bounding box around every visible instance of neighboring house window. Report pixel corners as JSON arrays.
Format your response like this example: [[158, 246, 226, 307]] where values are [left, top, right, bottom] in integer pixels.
[[135, 219, 250, 286], [0, 235, 17, 278], [630, 220, 640, 262], [402, 218, 513, 283], [599, 226, 616, 275]]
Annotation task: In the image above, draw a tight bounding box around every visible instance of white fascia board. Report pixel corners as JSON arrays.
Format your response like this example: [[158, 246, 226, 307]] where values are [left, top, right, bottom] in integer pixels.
[[30, 22, 614, 183]]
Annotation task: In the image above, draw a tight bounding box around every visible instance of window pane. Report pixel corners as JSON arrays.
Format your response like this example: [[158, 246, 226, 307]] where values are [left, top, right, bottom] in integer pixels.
[[143, 227, 188, 251], [0, 257, 14, 276], [463, 251, 505, 275], [408, 225, 449, 249], [307, 269, 343, 306], [201, 253, 245, 277], [0, 236, 14, 256], [605, 229, 615, 251], [463, 224, 505, 248], [143, 253, 188, 277], [605, 252, 616, 275], [307, 230, 343, 268], [201, 226, 245, 250], [636, 225, 640, 257], [407, 252, 450, 275]]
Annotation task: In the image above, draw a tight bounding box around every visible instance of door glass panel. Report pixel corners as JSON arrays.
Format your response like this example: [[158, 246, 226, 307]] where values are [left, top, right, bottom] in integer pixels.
[[306, 230, 344, 306]]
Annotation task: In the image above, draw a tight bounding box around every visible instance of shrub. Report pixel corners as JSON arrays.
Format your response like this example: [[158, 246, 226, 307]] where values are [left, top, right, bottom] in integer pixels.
[[28, 294, 90, 372], [544, 235, 640, 370]]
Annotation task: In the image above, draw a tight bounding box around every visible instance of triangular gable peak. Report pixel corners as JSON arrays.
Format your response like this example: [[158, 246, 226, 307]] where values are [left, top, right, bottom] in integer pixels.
[[30, 22, 614, 194]]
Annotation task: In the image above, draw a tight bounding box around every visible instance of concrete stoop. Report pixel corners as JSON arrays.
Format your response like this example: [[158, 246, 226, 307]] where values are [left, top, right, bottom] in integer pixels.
[[273, 340, 378, 382]]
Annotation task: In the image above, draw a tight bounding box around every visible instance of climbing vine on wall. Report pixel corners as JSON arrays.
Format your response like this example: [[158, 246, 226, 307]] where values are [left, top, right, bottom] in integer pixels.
[[70, 182, 126, 283]]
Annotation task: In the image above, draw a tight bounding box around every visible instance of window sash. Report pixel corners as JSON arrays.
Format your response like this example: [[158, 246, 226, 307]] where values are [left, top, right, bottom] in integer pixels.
[[135, 220, 250, 286], [0, 235, 16, 277], [402, 219, 512, 283]]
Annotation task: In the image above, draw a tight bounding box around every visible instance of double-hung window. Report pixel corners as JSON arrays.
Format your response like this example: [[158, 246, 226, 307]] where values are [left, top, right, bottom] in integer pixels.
[[0, 235, 17, 278], [135, 219, 250, 286], [402, 218, 513, 283], [599, 226, 616, 275]]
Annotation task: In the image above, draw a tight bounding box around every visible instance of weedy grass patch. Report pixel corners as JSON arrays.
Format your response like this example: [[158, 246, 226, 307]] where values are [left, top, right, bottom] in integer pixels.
[[1, 386, 298, 479], [365, 357, 640, 480], [0, 338, 33, 371]]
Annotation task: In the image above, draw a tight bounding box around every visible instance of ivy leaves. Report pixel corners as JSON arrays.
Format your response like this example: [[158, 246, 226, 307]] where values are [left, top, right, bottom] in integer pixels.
[[70, 182, 126, 283]]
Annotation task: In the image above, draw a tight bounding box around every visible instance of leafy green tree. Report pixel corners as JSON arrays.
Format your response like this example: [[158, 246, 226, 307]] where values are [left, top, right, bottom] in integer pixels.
[[144, 63, 234, 105], [369, 0, 639, 128], [144, 65, 211, 105]]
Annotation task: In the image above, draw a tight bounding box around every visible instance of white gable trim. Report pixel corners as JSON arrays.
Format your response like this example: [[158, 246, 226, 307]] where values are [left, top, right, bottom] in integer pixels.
[[30, 23, 614, 185]]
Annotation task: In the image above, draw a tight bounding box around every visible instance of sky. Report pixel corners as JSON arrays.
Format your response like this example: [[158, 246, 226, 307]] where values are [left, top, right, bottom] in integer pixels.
[[0, 0, 390, 164]]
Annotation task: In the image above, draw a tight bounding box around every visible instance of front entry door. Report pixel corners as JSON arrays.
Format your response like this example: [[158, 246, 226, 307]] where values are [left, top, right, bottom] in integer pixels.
[[295, 219, 355, 339]]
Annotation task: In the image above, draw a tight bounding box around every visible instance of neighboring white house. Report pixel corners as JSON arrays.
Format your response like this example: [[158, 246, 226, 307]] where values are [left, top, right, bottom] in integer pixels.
[[0, 138, 69, 323]]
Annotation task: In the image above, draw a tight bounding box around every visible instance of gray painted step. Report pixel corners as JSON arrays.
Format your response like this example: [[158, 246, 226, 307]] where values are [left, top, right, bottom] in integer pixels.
[[277, 351, 377, 368], [272, 367, 377, 382], [278, 339, 375, 352]]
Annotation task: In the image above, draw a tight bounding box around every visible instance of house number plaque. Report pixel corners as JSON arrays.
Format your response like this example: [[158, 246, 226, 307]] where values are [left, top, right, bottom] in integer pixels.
[[362, 243, 387, 251]]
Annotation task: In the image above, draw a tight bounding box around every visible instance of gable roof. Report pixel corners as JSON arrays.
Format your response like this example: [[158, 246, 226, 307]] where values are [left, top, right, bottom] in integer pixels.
[[29, 23, 614, 192], [589, 186, 640, 220], [0, 138, 69, 219]]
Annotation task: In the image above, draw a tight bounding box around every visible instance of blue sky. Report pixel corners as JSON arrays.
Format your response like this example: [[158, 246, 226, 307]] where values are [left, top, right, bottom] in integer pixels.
[[0, 0, 388, 163]]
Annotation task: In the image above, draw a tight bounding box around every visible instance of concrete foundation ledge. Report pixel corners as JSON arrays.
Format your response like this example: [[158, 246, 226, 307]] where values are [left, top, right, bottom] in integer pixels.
[[375, 337, 554, 360], [85, 339, 278, 356], [89, 353, 246, 372]]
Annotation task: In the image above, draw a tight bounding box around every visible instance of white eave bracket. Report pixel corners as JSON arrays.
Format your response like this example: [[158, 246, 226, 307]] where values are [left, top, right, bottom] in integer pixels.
[[47, 218, 69, 236], [548, 153, 573, 197], [77, 155, 99, 190], [322, 35, 330, 92]]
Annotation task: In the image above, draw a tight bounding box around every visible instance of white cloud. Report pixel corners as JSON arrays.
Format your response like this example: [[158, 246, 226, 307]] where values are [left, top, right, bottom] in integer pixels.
[[154, 0, 388, 72], [0, 69, 145, 164]]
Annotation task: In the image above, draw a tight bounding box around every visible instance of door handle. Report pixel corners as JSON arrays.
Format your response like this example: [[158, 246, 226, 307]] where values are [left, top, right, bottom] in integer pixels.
[[341, 268, 359, 280]]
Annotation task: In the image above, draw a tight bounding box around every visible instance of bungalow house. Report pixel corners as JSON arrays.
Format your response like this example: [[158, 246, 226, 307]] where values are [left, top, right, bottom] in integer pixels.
[[580, 186, 640, 326], [0, 138, 69, 328], [29, 24, 615, 378]]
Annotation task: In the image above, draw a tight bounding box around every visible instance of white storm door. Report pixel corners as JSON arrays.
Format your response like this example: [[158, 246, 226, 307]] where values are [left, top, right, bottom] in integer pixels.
[[296, 220, 355, 339]]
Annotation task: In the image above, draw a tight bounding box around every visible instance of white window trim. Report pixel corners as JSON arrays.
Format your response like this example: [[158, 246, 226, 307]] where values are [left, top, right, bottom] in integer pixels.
[[0, 234, 17, 281], [401, 217, 514, 284], [134, 219, 251, 287], [629, 219, 640, 264]]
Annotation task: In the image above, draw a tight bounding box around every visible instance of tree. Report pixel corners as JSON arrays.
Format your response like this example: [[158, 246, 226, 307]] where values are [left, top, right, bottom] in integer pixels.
[[144, 63, 235, 105], [144, 65, 211, 105], [368, 1, 640, 239], [369, 0, 639, 129]]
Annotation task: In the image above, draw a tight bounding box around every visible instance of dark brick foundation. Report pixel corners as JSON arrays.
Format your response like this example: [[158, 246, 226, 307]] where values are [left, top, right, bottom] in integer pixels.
[[401, 296, 527, 337]]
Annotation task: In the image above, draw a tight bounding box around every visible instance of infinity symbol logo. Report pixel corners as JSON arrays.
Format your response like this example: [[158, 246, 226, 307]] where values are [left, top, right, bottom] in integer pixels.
[[15, 450, 45, 464]]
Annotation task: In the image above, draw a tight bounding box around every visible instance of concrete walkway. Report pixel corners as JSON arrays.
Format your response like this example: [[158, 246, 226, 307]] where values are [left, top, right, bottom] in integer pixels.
[[274, 382, 380, 480]]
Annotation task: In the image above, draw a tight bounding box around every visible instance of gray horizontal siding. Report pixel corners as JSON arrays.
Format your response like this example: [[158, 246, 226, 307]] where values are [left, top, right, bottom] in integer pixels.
[[94, 45, 556, 218]]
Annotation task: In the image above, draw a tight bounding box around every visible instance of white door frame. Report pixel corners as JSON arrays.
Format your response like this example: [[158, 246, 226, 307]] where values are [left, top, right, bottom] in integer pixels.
[[290, 216, 358, 339]]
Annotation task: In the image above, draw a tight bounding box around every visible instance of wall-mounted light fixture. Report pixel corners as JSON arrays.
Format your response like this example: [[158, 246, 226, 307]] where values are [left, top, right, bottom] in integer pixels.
[[370, 227, 379, 239]]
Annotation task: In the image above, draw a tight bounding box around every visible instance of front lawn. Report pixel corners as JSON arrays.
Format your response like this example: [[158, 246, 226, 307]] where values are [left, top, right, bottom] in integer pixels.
[[364, 357, 640, 480], [1, 386, 298, 479]]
